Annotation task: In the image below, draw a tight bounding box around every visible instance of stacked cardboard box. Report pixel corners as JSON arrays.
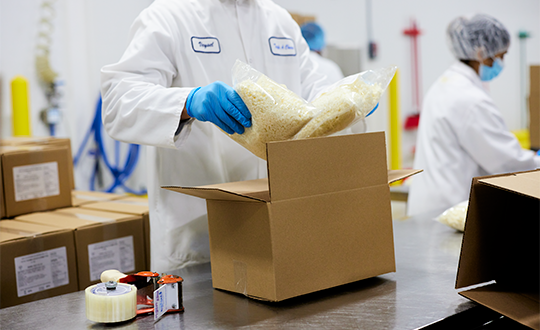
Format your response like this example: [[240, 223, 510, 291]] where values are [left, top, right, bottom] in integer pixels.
[[0, 220, 79, 308], [16, 207, 146, 290], [165, 132, 420, 301], [456, 169, 540, 329], [71, 190, 126, 207], [80, 197, 151, 270], [0, 137, 75, 189], [0, 145, 72, 218]]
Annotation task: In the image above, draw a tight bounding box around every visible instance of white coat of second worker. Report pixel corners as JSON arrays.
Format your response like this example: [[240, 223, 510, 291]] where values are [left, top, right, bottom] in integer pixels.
[[101, 0, 329, 272], [308, 51, 344, 85], [407, 61, 540, 216]]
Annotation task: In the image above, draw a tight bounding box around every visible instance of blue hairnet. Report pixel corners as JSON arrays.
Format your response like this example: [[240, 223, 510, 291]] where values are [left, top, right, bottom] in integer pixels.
[[301, 22, 325, 52], [446, 14, 510, 61]]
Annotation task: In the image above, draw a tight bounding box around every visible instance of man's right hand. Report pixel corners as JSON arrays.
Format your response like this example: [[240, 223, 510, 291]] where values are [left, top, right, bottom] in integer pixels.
[[185, 81, 252, 134]]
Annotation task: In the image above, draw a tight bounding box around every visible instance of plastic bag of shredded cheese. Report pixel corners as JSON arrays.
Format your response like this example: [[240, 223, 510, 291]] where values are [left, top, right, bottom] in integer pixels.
[[295, 65, 396, 139], [231, 60, 319, 159], [230, 60, 396, 159], [435, 201, 469, 232]]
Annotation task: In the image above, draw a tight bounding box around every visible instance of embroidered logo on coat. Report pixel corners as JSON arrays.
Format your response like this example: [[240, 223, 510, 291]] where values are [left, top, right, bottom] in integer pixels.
[[191, 37, 221, 54], [268, 37, 296, 56]]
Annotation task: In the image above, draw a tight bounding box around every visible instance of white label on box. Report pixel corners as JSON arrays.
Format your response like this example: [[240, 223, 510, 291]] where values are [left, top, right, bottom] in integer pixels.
[[14, 246, 69, 297], [88, 236, 135, 281], [13, 162, 60, 202]]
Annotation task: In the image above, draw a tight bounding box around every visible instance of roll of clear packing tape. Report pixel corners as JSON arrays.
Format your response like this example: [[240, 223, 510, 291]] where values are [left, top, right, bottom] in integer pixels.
[[85, 281, 137, 323]]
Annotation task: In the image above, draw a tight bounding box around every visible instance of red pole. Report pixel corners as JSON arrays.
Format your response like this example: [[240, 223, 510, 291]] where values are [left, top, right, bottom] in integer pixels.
[[404, 19, 422, 112], [403, 18, 422, 130]]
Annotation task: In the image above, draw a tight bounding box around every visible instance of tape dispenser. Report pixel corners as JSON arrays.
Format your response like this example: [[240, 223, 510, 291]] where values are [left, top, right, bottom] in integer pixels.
[[85, 269, 184, 323]]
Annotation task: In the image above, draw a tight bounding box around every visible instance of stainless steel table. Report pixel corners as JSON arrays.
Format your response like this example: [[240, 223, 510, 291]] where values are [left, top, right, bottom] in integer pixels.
[[1, 213, 478, 329]]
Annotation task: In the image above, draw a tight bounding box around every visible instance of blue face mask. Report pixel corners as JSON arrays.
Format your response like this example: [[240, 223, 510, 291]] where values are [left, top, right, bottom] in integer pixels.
[[479, 57, 504, 81]]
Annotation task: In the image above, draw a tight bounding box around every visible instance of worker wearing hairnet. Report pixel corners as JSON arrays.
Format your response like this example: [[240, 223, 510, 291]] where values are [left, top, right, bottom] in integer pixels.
[[407, 14, 540, 216], [301, 22, 344, 84], [101, 0, 329, 272]]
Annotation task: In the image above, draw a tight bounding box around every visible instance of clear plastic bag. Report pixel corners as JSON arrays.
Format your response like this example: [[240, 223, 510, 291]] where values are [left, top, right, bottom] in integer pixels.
[[435, 201, 469, 232], [230, 60, 396, 159], [295, 65, 397, 139]]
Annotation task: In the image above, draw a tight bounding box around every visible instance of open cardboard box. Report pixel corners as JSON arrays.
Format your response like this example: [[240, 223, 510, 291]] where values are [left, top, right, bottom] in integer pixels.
[[456, 169, 540, 329], [165, 132, 420, 301]]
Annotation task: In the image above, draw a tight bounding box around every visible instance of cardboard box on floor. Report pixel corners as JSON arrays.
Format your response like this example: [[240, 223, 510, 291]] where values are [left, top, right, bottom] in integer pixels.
[[1, 145, 72, 218], [16, 207, 146, 290], [0, 137, 75, 189], [165, 132, 421, 302], [71, 190, 126, 207], [80, 197, 150, 270], [0, 220, 78, 308], [456, 169, 540, 329]]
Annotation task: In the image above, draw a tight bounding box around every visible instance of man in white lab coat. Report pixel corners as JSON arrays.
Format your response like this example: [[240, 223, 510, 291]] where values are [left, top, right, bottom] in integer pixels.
[[407, 14, 540, 217], [101, 0, 329, 272]]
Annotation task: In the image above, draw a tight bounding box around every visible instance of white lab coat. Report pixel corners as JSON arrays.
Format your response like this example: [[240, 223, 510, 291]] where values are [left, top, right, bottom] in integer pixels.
[[101, 0, 328, 272], [309, 51, 344, 85], [407, 61, 540, 216]]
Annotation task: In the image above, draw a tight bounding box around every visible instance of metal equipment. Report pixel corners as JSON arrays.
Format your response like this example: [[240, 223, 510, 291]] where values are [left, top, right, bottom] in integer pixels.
[[85, 269, 184, 323]]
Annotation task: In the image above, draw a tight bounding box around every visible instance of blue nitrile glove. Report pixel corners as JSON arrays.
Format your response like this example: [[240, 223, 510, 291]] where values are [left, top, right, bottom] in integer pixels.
[[185, 81, 251, 134], [366, 103, 379, 117]]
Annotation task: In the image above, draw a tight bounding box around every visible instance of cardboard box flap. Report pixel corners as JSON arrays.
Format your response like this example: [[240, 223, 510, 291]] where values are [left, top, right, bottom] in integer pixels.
[[0, 145, 47, 155], [479, 171, 540, 199], [163, 179, 269, 202], [80, 200, 149, 215], [0, 136, 55, 145], [388, 169, 422, 183], [55, 207, 136, 221], [459, 284, 539, 329], [16, 212, 105, 229], [0, 231, 25, 242], [0, 220, 66, 237], [72, 190, 126, 202], [266, 132, 388, 201]]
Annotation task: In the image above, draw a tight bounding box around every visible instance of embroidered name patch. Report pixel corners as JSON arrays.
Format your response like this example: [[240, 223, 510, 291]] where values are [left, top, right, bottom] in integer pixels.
[[268, 37, 296, 56], [191, 37, 221, 54]]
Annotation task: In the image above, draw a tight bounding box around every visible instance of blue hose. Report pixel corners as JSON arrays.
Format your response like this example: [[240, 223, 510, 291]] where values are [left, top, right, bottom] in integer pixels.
[[74, 95, 147, 195]]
